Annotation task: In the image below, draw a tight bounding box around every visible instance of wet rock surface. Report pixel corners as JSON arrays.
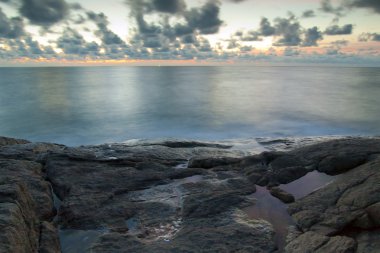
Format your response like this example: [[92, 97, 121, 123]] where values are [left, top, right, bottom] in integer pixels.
[[268, 187, 295, 204], [0, 136, 379, 252]]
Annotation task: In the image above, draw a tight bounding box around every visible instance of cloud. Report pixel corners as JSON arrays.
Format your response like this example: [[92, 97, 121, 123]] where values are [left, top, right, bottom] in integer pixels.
[[273, 15, 302, 46], [126, 0, 186, 15], [184, 1, 223, 35], [0, 35, 57, 59], [234, 30, 261, 41], [358, 32, 380, 42], [19, 0, 69, 27], [0, 7, 24, 38], [124, 0, 224, 60], [225, 0, 247, 3], [151, 0, 186, 14], [87, 12, 125, 45], [345, 0, 380, 14], [320, 0, 380, 17], [239, 15, 321, 47], [320, 0, 345, 17], [284, 47, 300, 56], [259, 17, 275, 36], [325, 24, 353, 35], [302, 10, 315, 18], [56, 28, 100, 56], [330, 39, 349, 46], [302, 27, 323, 46]]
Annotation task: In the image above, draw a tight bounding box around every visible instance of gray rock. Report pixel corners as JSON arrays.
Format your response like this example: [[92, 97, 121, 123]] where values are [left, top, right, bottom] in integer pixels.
[[269, 187, 295, 203], [188, 156, 241, 169], [355, 230, 380, 253], [285, 231, 356, 253], [39, 221, 61, 253], [90, 211, 277, 253], [0, 159, 57, 253], [0, 136, 29, 147]]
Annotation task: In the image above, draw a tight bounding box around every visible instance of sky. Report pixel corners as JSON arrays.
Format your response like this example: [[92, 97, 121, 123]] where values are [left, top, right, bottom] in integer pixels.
[[0, 0, 379, 66]]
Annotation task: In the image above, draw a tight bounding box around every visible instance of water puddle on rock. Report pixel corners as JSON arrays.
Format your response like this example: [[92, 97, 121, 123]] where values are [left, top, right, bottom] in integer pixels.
[[279, 170, 338, 199], [243, 186, 295, 251], [244, 170, 339, 252]]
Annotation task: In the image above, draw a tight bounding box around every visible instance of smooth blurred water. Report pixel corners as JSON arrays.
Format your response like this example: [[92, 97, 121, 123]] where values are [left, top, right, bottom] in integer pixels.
[[0, 66, 379, 146]]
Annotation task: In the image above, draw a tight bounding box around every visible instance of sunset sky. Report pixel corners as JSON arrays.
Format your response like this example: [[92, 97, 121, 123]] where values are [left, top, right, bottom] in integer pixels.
[[0, 0, 379, 66]]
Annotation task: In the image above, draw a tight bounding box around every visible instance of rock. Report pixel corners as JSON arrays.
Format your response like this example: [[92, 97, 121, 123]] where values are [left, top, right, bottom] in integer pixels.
[[239, 138, 380, 187], [188, 156, 241, 169], [355, 230, 380, 253], [287, 156, 380, 235], [285, 231, 356, 253], [0, 142, 65, 163], [0, 185, 39, 253], [143, 140, 232, 149], [39, 222, 61, 253], [90, 211, 277, 253], [285, 155, 380, 252], [268, 187, 295, 203], [0, 159, 57, 253], [0, 159, 55, 220], [0, 136, 29, 147]]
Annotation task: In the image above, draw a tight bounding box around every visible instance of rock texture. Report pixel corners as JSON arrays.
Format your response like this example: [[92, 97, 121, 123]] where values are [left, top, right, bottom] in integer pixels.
[[0, 136, 379, 253], [0, 159, 56, 253], [268, 187, 295, 204]]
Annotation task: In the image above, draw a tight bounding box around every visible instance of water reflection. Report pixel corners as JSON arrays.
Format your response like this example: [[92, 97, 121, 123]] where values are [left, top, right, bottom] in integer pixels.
[[0, 66, 379, 146], [243, 186, 295, 251], [244, 170, 340, 251], [279, 170, 337, 199]]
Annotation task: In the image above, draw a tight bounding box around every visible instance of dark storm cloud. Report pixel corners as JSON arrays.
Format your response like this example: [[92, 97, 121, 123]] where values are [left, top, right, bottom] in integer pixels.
[[182, 34, 196, 44], [238, 15, 320, 47], [124, 0, 223, 60], [372, 33, 380, 41], [0, 8, 24, 38], [320, 0, 345, 17], [302, 10, 316, 18], [320, 0, 380, 16], [19, 0, 69, 26], [87, 12, 125, 45], [259, 17, 275, 36], [273, 16, 302, 46], [0, 0, 17, 5], [126, 0, 185, 15], [233, 30, 261, 41], [184, 1, 223, 35], [345, 0, 380, 14], [127, 0, 223, 36], [151, 0, 186, 14], [56, 28, 100, 56], [302, 27, 323, 46], [325, 24, 353, 35]]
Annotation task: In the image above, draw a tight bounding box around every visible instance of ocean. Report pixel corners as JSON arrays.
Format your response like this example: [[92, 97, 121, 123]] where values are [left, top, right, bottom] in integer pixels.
[[0, 66, 379, 146]]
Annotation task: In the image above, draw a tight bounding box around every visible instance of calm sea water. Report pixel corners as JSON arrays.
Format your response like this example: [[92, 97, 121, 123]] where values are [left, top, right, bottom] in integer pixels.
[[0, 66, 379, 146]]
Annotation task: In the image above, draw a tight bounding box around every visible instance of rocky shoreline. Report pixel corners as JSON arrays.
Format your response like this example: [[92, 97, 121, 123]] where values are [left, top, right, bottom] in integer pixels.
[[0, 136, 379, 253]]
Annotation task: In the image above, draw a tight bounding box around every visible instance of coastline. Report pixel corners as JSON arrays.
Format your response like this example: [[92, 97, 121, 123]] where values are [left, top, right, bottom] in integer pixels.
[[0, 135, 379, 252]]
